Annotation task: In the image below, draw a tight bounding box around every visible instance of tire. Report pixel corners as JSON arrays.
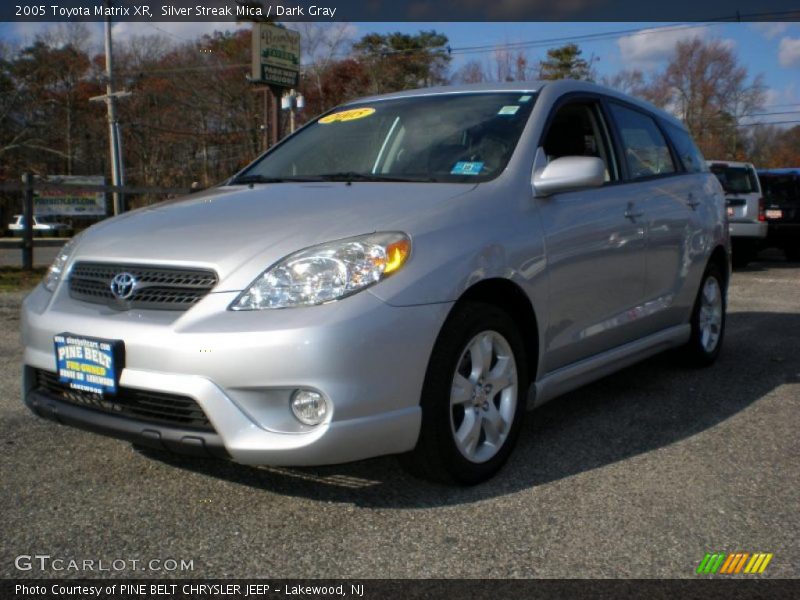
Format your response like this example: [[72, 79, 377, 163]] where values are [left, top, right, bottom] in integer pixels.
[[400, 301, 528, 485], [785, 245, 800, 262], [731, 240, 755, 269], [681, 263, 726, 367]]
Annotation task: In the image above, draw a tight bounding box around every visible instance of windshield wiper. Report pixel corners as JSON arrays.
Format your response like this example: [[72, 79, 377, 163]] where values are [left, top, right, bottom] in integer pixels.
[[316, 172, 438, 183], [229, 174, 323, 185]]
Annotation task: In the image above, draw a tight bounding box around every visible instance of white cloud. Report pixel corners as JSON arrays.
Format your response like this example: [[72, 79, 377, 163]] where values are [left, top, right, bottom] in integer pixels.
[[778, 37, 800, 68], [111, 21, 247, 45], [751, 22, 790, 40], [617, 25, 713, 69]]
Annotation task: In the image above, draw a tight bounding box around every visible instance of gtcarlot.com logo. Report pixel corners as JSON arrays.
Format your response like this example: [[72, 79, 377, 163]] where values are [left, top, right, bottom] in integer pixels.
[[15, 555, 194, 573], [697, 552, 773, 574]]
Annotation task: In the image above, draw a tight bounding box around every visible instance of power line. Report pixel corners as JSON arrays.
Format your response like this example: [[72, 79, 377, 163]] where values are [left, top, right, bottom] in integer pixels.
[[743, 110, 800, 117], [738, 120, 800, 127], [449, 23, 711, 55]]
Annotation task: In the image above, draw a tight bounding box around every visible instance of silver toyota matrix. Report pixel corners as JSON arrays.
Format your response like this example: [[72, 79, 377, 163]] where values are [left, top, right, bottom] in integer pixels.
[[22, 81, 729, 484]]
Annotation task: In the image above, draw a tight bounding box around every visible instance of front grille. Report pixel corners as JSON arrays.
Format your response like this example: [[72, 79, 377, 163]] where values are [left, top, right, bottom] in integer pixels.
[[69, 262, 218, 311], [34, 369, 214, 431]]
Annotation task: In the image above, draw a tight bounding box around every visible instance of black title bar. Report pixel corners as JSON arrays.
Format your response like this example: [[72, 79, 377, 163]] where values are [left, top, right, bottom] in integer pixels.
[[3, 0, 800, 22]]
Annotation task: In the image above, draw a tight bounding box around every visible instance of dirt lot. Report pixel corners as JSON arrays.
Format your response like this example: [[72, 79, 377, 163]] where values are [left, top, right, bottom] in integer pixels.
[[0, 255, 798, 579]]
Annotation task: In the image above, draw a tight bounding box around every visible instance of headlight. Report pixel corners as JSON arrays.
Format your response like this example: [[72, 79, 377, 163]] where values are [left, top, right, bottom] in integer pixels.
[[43, 236, 79, 292], [230, 232, 411, 310]]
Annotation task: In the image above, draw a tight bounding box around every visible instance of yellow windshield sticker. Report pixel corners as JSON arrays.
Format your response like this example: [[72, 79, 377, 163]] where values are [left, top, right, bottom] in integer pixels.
[[319, 108, 376, 124]]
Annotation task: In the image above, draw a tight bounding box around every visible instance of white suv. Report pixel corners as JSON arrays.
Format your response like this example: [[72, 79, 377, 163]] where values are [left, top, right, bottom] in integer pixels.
[[707, 161, 766, 267]]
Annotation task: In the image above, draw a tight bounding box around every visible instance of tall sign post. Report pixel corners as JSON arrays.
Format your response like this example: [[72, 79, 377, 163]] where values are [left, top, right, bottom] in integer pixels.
[[251, 23, 301, 147]]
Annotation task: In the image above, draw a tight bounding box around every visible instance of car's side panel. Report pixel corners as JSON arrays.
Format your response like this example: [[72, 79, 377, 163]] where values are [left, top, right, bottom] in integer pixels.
[[535, 184, 648, 372]]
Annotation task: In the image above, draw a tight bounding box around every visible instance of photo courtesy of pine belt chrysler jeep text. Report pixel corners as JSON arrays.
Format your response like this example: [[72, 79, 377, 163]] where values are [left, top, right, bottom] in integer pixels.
[[22, 81, 730, 484]]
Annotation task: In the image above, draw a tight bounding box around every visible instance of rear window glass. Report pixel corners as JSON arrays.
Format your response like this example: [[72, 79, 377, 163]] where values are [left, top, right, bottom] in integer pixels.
[[609, 103, 676, 180], [665, 123, 707, 174], [709, 164, 759, 194], [759, 174, 800, 204]]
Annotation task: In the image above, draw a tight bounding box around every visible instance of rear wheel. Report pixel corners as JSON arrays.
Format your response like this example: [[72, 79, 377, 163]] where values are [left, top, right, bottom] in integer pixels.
[[785, 245, 800, 262], [682, 263, 726, 367], [400, 302, 528, 485]]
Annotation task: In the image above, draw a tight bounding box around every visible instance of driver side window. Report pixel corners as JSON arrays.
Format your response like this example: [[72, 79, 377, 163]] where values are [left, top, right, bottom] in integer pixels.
[[541, 101, 617, 182]]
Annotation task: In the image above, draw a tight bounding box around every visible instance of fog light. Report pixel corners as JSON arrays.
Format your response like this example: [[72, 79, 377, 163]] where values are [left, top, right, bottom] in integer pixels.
[[290, 389, 328, 426]]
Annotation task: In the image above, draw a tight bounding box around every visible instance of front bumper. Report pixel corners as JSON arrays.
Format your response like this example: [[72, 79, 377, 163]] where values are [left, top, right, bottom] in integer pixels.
[[22, 284, 452, 466]]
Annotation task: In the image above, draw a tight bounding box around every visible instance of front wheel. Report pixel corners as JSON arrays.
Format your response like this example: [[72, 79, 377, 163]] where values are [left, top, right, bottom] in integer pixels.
[[681, 263, 726, 367], [400, 302, 528, 485]]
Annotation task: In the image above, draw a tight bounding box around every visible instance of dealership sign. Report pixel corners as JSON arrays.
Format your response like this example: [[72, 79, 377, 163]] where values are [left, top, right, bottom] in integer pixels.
[[34, 175, 107, 216], [251, 23, 301, 87]]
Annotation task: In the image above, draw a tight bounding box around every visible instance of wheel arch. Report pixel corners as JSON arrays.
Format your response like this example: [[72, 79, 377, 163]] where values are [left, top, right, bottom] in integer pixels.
[[708, 244, 730, 292], [446, 278, 540, 382]]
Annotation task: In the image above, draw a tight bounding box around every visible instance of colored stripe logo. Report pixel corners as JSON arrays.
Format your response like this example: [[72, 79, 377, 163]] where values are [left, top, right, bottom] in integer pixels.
[[697, 552, 773, 574]]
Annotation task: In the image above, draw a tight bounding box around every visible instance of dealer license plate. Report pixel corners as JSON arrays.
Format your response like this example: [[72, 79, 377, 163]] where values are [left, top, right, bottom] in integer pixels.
[[54, 333, 124, 395], [765, 209, 783, 220]]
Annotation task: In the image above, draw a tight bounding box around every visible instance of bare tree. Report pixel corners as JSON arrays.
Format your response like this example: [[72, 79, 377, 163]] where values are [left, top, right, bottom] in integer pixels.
[[601, 69, 648, 97], [452, 60, 483, 83], [298, 23, 355, 105], [650, 38, 765, 159]]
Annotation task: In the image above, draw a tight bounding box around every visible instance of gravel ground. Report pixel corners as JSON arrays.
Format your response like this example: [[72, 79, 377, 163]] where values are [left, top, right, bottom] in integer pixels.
[[0, 254, 798, 579]]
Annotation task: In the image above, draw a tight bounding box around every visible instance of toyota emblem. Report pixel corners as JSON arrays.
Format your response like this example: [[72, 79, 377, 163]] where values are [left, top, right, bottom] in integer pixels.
[[109, 272, 138, 301]]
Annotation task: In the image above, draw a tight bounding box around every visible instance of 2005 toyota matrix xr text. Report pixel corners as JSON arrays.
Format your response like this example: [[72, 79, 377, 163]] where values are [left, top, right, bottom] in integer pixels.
[[22, 81, 730, 484]]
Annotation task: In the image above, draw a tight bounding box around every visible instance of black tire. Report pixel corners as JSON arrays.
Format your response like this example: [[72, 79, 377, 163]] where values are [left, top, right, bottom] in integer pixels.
[[731, 240, 755, 269], [681, 263, 726, 367], [400, 301, 528, 485]]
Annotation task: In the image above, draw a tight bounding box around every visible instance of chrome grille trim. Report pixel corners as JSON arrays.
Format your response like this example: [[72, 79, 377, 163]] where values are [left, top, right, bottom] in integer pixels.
[[68, 262, 218, 311]]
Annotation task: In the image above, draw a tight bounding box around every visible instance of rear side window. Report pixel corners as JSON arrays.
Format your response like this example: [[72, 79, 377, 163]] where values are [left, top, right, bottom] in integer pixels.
[[664, 123, 707, 174], [609, 103, 676, 180]]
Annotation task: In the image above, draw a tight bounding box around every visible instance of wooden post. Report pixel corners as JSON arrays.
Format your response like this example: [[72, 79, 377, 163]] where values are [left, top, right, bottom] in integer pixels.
[[21, 172, 34, 271], [268, 86, 270, 152], [269, 85, 283, 147]]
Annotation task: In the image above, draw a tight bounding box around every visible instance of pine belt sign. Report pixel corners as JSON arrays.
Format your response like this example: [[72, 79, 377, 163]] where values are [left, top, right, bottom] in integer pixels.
[[251, 23, 301, 88], [34, 176, 107, 216]]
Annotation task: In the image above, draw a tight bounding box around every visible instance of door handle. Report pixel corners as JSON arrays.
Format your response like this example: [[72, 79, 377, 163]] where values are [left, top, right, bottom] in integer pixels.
[[624, 205, 644, 220]]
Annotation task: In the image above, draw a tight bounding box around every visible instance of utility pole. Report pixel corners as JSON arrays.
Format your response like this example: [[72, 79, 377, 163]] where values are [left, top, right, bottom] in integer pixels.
[[90, 0, 130, 216]]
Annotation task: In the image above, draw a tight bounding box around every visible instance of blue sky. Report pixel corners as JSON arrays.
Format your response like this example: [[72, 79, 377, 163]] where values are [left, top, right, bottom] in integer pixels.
[[3, 21, 799, 124]]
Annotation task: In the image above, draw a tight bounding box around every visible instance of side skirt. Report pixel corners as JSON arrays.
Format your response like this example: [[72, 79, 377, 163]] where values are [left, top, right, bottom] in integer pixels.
[[529, 324, 691, 409]]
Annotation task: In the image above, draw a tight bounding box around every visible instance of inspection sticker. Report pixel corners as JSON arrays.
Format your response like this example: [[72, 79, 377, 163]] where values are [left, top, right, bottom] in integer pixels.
[[451, 161, 484, 175], [54, 333, 124, 395], [519, 95, 533, 102], [498, 105, 520, 115], [319, 107, 376, 124]]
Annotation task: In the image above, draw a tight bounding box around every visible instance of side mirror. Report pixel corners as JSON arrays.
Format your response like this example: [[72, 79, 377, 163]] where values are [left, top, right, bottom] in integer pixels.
[[532, 155, 605, 197]]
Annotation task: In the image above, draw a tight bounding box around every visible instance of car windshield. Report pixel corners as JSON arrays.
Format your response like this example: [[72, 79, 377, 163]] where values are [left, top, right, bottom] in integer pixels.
[[232, 92, 538, 184], [709, 164, 758, 194]]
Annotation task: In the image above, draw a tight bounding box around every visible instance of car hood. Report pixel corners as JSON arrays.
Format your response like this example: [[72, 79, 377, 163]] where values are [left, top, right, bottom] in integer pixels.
[[72, 182, 477, 291]]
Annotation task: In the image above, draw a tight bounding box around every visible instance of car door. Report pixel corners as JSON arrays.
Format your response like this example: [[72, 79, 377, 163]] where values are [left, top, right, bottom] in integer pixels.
[[605, 102, 698, 335], [536, 98, 648, 373]]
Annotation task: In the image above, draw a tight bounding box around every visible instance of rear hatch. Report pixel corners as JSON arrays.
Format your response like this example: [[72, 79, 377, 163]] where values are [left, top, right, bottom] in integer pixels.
[[759, 172, 800, 224], [709, 163, 762, 222]]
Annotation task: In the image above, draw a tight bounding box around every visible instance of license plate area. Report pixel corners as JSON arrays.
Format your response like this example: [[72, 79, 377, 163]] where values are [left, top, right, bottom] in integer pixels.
[[765, 209, 783, 220], [54, 333, 124, 395]]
